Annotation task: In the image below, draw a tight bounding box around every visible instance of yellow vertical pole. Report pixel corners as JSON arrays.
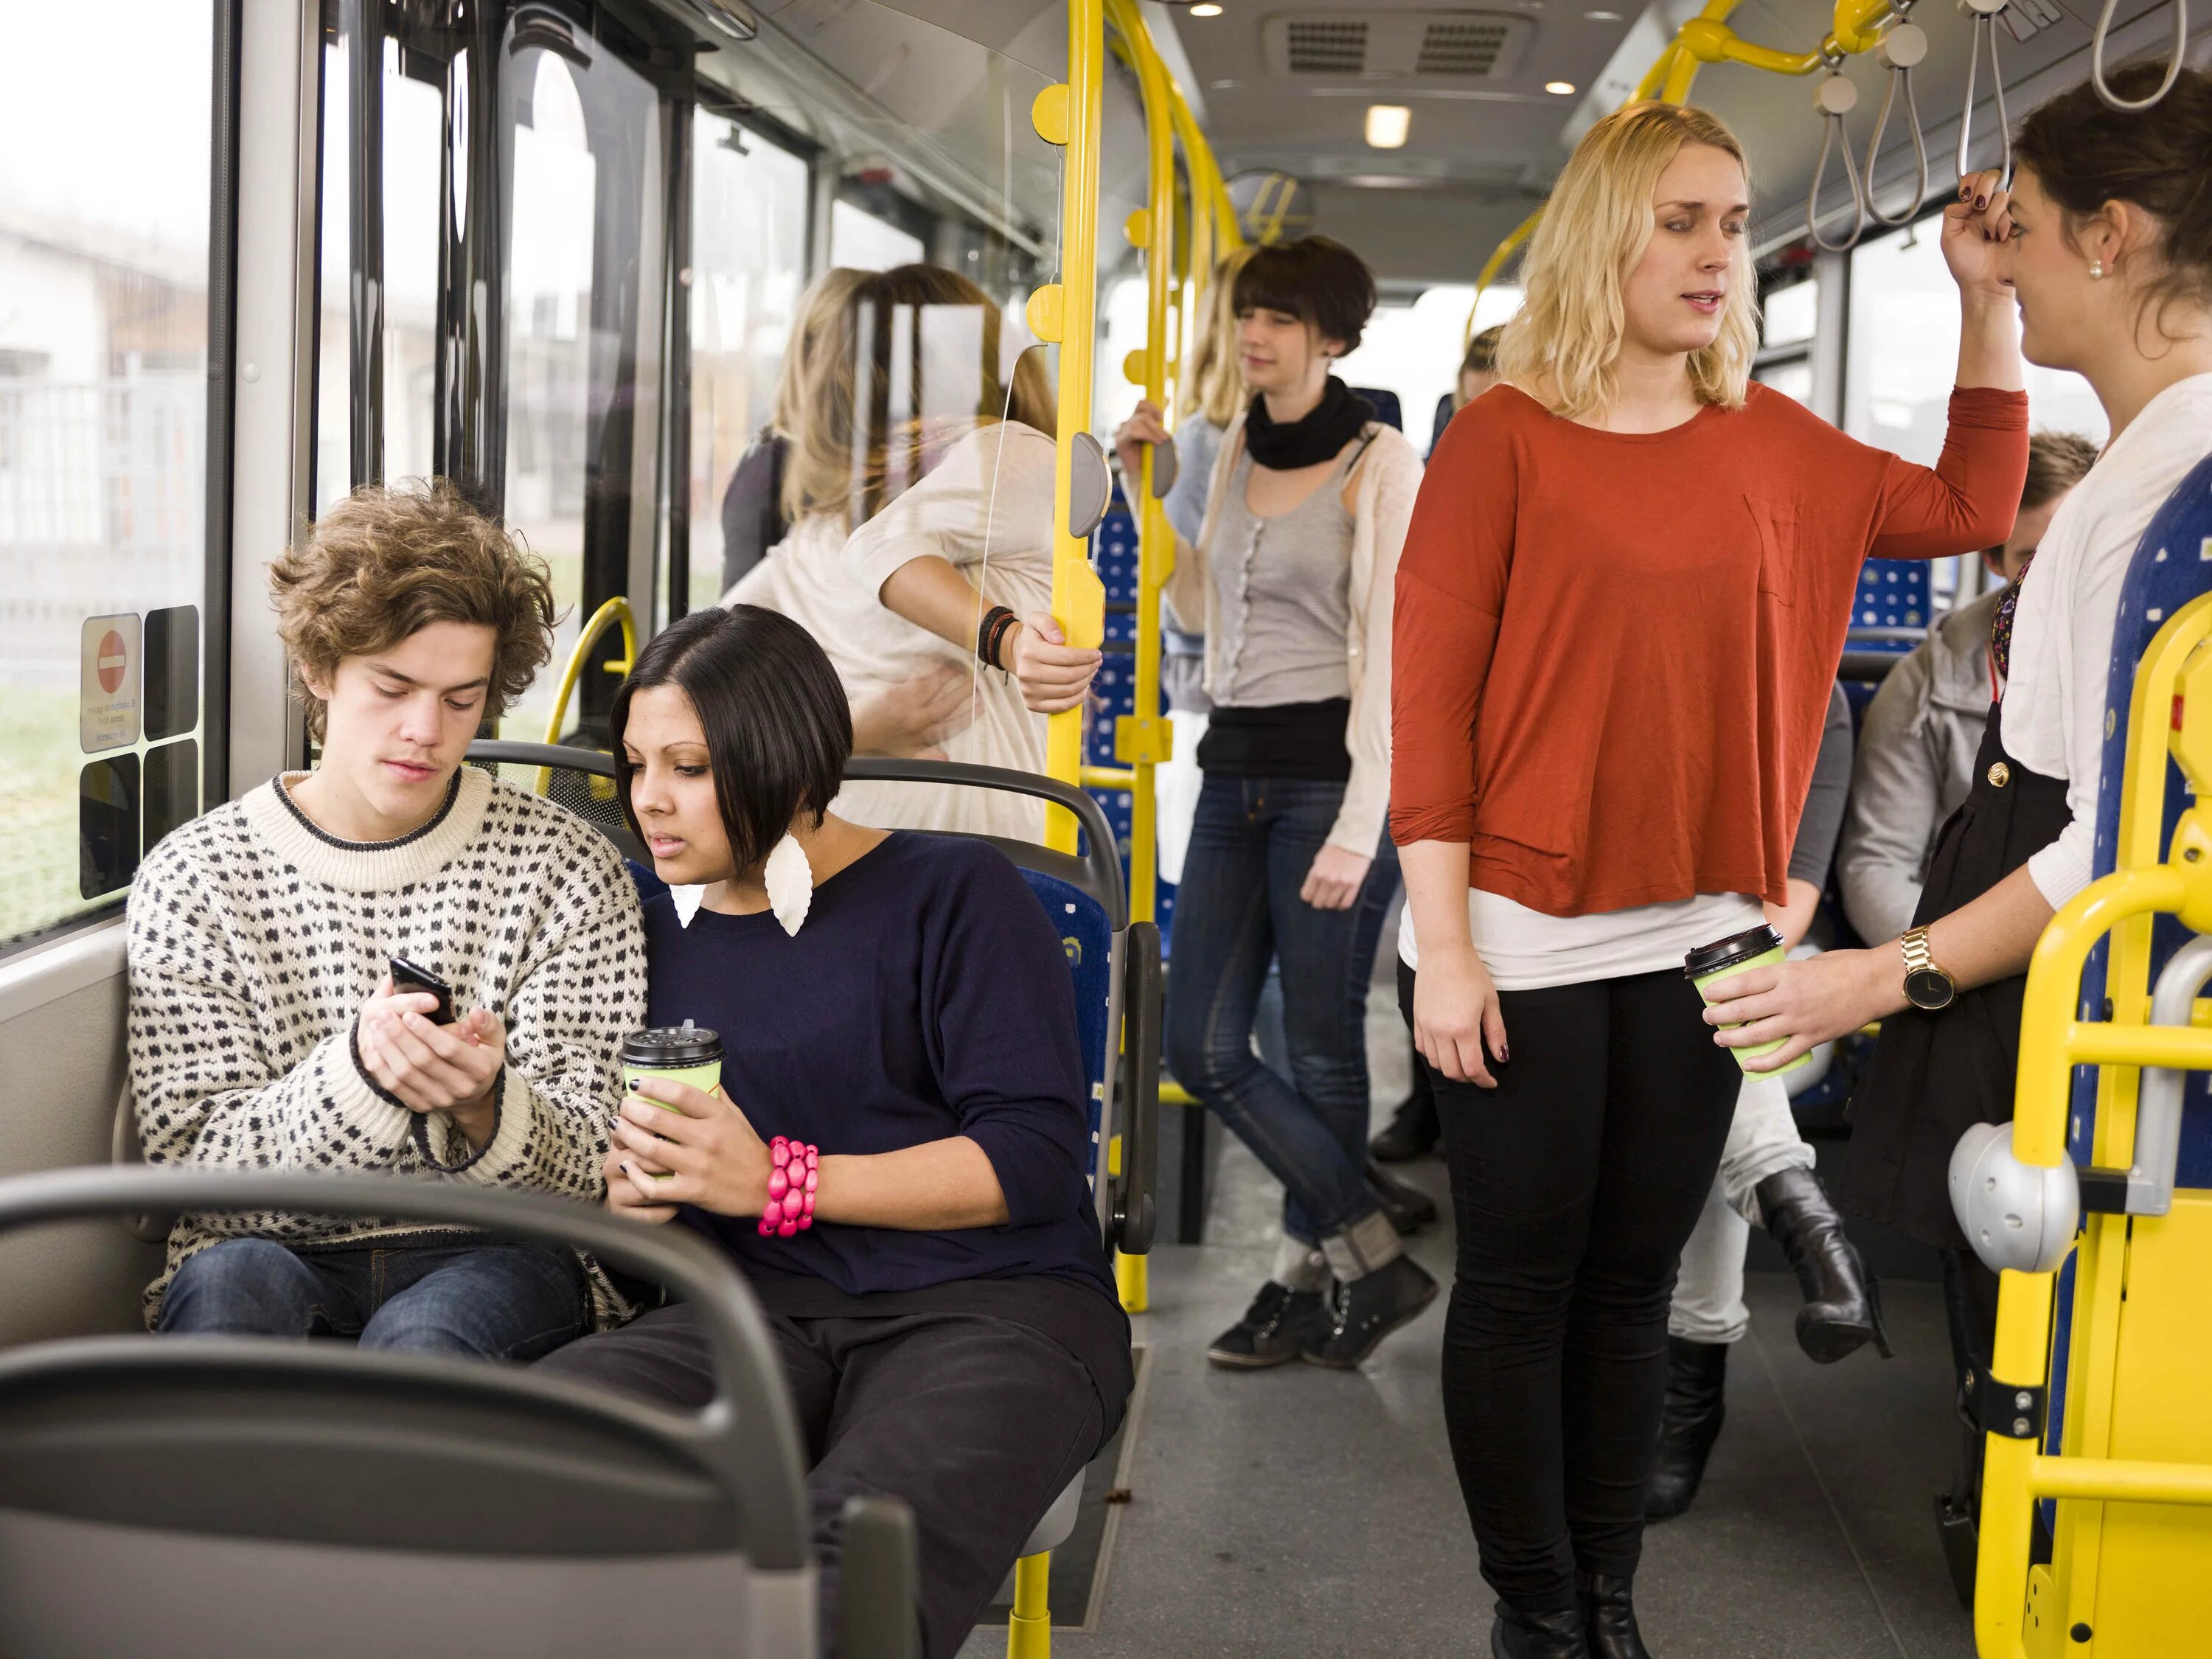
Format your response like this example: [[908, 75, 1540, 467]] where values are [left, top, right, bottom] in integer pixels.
[[1029, 1, 1107, 855], [1006, 1549, 1054, 1658]]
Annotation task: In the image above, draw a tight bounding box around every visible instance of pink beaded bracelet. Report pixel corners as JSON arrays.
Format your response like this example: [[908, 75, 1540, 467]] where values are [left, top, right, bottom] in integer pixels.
[[759, 1136, 819, 1237]]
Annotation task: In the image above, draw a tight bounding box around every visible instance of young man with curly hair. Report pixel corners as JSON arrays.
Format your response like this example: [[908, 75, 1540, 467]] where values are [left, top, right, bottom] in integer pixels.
[[127, 481, 645, 1356]]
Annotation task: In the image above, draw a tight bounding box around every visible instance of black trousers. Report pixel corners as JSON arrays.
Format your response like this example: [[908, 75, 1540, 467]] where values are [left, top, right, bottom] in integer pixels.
[[537, 1301, 1120, 1659], [1402, 961, 1739, 1614]]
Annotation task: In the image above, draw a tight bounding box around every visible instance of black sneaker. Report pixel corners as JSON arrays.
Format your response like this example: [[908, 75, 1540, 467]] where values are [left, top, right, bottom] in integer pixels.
[[1207, 1281, 1328, 1370], [1301, 1255, 1439, 1369]]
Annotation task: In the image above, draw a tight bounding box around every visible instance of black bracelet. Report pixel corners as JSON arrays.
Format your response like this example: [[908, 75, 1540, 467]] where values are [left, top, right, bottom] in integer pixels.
[[986, 609, 1020, 672], [976, 605, 1016, 668]]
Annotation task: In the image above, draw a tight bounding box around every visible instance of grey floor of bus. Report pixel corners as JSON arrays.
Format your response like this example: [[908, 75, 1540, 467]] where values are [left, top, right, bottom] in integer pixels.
[[959, 982, 1979, 1659]]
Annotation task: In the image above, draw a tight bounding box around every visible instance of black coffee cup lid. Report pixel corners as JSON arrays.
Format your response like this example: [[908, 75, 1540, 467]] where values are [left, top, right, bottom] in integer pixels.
[[1683, 924, 1784, 981], [620, 1022, 723, 1065]]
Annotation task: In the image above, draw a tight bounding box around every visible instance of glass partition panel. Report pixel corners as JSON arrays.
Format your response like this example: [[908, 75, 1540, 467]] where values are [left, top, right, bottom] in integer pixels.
[[689, 3, 1068, 841], [0, 0, 215, 948], [687, 116, 810, 612]]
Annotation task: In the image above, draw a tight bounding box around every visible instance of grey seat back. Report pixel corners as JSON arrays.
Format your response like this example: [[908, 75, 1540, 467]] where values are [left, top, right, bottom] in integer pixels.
[[0, 1167, 873, 1658]]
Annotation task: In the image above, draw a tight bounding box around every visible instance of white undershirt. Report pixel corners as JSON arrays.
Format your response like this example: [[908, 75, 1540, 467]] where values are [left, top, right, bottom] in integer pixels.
[[2000, 374, 2212, 909], [1398, 889, 1766, 992]]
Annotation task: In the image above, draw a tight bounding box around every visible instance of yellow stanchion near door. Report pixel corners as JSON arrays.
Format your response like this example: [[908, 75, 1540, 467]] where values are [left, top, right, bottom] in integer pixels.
[[1971, 594, 2212, 1658]]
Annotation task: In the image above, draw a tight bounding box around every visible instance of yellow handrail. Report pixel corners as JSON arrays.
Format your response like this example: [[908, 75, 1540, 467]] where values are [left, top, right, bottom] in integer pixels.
[[532, 595, 637, 794], [1975, 594, 2212, 1659], [1103, 0, 1178, 933], [1470, 0, 1911, 310], [1033, 1, 1109, 856]]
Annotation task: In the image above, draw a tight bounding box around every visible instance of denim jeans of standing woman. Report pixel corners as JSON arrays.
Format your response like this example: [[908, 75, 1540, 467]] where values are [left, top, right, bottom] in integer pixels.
[[1166, 772, 1435, 1368]]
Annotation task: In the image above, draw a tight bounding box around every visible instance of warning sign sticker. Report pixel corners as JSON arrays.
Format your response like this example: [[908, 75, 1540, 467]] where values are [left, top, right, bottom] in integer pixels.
[[80, 612, 142, 753]]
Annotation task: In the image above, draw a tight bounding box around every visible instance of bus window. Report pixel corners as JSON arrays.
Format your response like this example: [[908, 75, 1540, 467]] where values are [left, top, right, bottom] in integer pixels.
[[0, 0, 215, 950], [686, 116, 810, 614], [831, 199, 925, 272], [500, 37, 663, 745], [1847, 216, 2107, 609], [1848, 217, 2109, 462], [1333, 282, 1522, 439]]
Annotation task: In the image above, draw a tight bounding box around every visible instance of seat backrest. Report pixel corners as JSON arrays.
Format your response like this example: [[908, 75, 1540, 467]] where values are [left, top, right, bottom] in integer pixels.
[[2041, 453, 2212, 1502], [1349, 386, 1402, 431], [2067, 452, 2212, 1179], [1019, 867, 1115, 1177], [0, 1167, 830, 1658]]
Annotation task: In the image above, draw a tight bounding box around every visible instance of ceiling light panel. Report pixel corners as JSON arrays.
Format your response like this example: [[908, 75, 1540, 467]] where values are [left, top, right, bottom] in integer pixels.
[[1365, 104, 1411, 147], [1262, 11, 1534, 81]]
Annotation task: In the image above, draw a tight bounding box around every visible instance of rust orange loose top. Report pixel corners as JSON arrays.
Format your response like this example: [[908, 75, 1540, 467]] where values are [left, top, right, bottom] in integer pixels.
[[1388, 382, 2029, 916]]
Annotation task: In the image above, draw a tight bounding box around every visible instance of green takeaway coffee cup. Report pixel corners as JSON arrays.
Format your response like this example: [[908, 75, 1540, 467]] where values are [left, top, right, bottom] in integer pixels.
[[621, 1022, 723, 1178], [1684, 925, 1809, 1077]]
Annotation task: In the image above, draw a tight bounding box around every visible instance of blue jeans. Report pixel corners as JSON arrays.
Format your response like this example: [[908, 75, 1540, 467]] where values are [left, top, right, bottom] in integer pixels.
[[158, 1237, 588, 1361], [1165, 773, 1400, 1243]]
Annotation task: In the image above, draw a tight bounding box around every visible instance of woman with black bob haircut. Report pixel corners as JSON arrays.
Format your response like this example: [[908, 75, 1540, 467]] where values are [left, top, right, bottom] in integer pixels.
[[536, 605, 1133, 1659], [1113, 234, 1430, 1374]]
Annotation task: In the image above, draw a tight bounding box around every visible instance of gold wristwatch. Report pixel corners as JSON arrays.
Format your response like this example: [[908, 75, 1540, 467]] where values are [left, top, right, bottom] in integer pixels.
[[1901, 926, 1956, 1011]]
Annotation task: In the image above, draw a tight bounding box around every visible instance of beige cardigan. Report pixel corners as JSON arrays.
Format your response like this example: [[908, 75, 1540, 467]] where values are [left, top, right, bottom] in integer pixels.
[[1165, 409, 1424, 855]]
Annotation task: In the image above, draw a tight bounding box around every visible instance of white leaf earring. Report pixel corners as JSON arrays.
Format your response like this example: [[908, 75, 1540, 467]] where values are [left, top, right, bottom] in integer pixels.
[[762, 833, 815, 937]]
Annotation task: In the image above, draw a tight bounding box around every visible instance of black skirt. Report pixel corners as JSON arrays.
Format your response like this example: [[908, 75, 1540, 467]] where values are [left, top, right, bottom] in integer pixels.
[[1837, 704, 2072, 1248]]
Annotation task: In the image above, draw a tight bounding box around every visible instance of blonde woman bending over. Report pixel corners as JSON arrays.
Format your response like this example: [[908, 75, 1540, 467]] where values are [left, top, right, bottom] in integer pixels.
[[731, 263, 1100, 841], [1389, 103, 2025, 1658]]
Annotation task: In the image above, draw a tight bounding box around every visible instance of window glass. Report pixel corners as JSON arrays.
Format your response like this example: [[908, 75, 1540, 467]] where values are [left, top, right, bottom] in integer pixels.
[[313, 37, 443, 509], [687, 118, 810, 613], [1333, 282, 1523, 449], [380, 47, 441, 485], [1762, 276, 1818, 349], [831, 198, 925, 272], [1847, 218, 2107, 463], [0, 0, 214, 947], [500, 39, 664, 747], [1754, 357, 1814, 406]]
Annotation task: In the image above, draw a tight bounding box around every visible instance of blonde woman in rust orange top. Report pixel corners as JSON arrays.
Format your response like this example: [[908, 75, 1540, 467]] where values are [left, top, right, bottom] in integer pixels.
[[1388, 102, 2025, 1659]]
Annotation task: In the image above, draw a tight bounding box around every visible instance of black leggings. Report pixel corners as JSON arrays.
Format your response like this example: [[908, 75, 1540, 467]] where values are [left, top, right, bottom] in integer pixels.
[[1402, 961, 1739, 1614]]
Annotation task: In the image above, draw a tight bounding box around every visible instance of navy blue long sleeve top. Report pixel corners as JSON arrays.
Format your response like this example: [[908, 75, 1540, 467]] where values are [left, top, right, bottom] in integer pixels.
[[638, 832, 1116, 1304]]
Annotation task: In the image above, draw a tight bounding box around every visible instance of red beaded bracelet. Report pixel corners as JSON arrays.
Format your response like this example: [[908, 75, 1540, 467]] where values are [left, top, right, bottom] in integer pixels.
[[760, 1137, 818, 1237]]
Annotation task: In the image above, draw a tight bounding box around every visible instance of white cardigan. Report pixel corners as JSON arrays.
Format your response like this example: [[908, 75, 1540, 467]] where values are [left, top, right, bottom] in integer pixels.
[[1165, 409, 1425, 855]]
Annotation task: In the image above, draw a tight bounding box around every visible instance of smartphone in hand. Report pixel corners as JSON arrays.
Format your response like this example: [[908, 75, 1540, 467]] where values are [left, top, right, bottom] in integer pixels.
[[388, 955, 458, 1026]]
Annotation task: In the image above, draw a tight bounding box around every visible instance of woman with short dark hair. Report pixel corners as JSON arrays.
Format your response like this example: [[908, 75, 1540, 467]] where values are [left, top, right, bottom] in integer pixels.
[[1114, 234, 1433, 1372], [537, 605, 1132, 1659]]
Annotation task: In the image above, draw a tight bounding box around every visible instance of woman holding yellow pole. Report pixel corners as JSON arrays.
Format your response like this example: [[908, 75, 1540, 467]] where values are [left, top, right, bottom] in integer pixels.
[[1701, 62, 2212, 1605]]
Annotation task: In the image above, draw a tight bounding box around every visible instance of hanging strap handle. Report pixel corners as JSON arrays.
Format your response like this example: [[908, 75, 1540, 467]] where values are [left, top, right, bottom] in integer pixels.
[[1806, 66, 1868, 255], [2090, 0, 2188, 112], [1955, 0, 2014, 192], [1863, 20, 1930, 229]]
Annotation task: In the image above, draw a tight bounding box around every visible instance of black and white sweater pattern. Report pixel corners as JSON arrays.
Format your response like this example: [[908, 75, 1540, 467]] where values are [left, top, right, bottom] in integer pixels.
[[126, 766, 647, 1326]]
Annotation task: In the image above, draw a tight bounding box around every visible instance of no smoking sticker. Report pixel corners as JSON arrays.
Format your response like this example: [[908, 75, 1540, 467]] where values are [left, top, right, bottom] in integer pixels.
[[80, 612, 141, 753]]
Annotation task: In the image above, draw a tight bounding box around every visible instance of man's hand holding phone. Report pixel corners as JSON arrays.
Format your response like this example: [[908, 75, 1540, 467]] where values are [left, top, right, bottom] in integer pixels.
[[358, 966, 507, 1151]]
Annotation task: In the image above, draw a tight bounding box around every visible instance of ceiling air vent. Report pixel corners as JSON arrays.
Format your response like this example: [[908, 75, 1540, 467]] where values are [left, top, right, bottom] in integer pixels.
[[1261, 13, 1533, 81], [1284, 18, 1369, 74], [1416, 17, 1516, 76]]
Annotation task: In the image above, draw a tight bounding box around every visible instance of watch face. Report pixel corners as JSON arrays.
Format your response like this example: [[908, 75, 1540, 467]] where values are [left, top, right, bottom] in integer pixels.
[[1905, 967, 1955, 1011]]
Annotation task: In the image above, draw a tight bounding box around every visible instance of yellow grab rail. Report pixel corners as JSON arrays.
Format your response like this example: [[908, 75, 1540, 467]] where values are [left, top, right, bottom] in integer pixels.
[[1032, 1, 1109, 855], [532, 595, 638, 794], [1975, 594, 2212, 1659], [1104, 0, 1179, 931]]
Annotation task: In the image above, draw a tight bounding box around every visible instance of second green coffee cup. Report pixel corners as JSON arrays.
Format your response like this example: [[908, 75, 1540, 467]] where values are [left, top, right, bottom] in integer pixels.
[[1684, 925, 1809, 1076]]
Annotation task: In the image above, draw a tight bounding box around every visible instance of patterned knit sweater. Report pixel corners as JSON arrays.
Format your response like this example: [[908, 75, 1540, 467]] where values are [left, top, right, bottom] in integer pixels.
[[125, 766, 647, 1326]]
